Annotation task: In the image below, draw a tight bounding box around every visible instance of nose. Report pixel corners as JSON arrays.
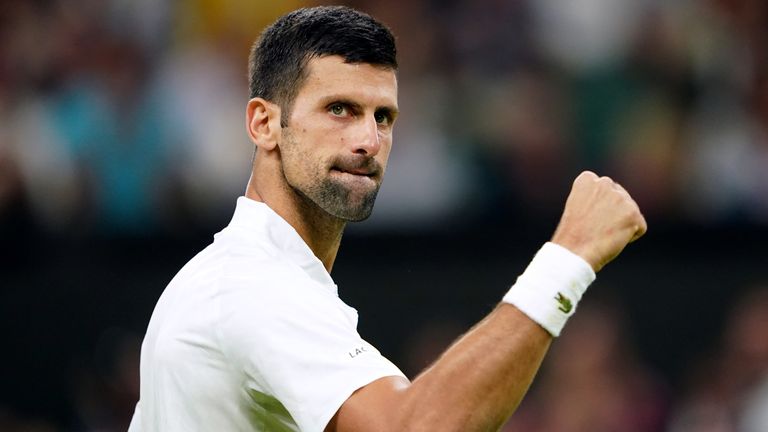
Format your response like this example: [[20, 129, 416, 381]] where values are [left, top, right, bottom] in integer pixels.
[[351, 115, 381, 157]]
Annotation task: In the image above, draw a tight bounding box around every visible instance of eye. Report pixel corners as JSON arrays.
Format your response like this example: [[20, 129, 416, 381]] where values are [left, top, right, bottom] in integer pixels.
[[374, 111, 391, 126], [329, 103, 347, 117]]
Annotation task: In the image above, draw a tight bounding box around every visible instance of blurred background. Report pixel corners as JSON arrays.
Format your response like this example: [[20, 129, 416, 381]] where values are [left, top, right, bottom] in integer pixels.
[[1, 0, 767, 430]]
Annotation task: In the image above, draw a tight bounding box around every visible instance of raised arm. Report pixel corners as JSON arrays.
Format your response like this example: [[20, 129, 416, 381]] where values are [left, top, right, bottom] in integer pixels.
[[326, 171, 647, 432]]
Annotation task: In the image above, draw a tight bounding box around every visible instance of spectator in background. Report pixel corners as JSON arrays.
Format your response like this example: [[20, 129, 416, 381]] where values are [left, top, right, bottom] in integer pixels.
[[50, 34, 176, 234], [155, 22, 254, 228], [3, 0, 768, 233], [502, 298, 668, 432], [72, 328, 141, 431], [742, 371, 768, 432], [1, 0, 767, 429], [158, 0, 308, 228], [1, 0, 83, 233], [348, 0, 474, 231], [668, 284, 768, 432], [680, 0, 768, 224], [5, 1, 178, 235]]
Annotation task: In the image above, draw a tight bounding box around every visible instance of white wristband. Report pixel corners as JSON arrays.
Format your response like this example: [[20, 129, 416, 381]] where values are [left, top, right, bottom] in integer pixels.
[[502, 242, 596, 337]]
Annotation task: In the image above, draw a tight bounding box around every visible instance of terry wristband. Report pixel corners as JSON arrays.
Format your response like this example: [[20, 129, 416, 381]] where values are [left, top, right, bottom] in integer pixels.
[[502, 242, 596, 337]]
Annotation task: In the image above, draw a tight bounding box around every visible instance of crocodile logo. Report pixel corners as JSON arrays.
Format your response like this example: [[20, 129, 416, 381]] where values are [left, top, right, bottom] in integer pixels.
[[555, 292, 573, 314]]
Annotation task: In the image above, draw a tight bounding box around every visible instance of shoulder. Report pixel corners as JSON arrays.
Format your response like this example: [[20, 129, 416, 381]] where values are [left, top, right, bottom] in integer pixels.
[[214, 254, 354, 375], [216, 260, 340, 324], [209, 232, 342, 324]]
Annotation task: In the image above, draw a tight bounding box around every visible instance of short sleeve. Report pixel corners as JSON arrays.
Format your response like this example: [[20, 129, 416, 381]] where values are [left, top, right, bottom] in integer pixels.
[[216, 263, 405, 432]]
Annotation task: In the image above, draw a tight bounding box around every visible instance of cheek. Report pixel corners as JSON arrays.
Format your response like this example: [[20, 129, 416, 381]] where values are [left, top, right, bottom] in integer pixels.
[[379, 136, 393, 161], [279, 136, 309, 179], [283, 136, 330, 180]]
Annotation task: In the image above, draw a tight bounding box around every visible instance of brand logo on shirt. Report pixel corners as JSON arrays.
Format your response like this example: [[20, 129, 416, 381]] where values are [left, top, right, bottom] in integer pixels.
[[348, 345, 368, 359]]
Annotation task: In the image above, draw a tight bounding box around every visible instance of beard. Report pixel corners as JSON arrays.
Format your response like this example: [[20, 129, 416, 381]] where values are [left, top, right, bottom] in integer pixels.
[[300, 173, 379, 221], [280, 130, 383, 222]]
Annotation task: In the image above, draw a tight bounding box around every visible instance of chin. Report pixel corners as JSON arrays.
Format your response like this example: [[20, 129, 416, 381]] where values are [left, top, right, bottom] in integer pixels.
[[341, 209, 374, 222], [330, 199, 376, 222], [319, 181, 379, 221]]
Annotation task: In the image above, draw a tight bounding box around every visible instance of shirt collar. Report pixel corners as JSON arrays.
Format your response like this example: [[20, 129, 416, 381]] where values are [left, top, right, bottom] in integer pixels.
[[225, 196, 338, 294]]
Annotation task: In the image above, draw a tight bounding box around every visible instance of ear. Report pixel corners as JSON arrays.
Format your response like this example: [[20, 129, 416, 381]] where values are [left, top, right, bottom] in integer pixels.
[[246, 97, 282, 151]]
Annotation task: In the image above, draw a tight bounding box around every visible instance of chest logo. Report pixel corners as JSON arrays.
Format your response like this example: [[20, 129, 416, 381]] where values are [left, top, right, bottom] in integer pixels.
[[348, 345, 368, 359]]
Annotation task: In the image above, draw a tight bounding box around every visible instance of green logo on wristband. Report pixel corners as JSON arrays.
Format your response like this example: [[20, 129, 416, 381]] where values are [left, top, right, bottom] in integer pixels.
[[555, 293, 573, 314]]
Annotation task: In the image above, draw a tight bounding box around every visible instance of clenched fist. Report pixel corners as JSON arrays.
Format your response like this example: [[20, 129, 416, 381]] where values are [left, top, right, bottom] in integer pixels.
[[551, 171, 647, 272]]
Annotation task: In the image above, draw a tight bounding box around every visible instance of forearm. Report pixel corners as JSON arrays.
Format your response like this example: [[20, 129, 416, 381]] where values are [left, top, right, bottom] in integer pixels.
[[332, 244, 590, 432], [330, 172, 647, 432], [395, 303, 551, 431]]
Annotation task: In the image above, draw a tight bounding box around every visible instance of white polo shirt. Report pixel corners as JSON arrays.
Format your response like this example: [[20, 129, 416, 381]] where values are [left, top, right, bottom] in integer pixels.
[[129, 197, 405, 432]]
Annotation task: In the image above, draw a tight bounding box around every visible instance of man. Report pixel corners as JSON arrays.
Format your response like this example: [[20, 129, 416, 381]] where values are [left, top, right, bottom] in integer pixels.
[[129, 6, 646, 432]]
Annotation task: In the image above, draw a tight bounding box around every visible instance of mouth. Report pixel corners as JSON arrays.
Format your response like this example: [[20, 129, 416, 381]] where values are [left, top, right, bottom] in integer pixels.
[[331, 167, 376, 177], [330, 158, 381, 179], [330, 169, 378, 188]]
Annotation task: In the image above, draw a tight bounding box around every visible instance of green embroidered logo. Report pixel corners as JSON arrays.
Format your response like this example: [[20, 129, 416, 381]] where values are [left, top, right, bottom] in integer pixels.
[[555, 292, 573, 314]]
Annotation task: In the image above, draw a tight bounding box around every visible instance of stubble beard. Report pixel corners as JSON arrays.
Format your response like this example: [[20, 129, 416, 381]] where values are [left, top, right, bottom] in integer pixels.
[[304, 175, 379, 222], [281, 131, 381, 222]]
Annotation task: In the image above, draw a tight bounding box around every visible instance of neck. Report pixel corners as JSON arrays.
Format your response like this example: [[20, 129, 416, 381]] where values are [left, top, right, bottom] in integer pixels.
[[245, 174, 345, 272]]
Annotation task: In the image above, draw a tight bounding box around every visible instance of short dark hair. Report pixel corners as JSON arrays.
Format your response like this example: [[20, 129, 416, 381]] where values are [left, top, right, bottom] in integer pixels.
[[248, 6, 397, 126]]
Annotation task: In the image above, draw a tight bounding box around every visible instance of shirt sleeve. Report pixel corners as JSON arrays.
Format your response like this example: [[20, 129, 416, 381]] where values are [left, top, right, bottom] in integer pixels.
[[216, 262, 406, 432]]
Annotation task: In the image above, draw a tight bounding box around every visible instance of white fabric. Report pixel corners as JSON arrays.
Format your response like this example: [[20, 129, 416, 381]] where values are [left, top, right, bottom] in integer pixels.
[[129, 197, 405, 432], [502, 242, 596, 337]]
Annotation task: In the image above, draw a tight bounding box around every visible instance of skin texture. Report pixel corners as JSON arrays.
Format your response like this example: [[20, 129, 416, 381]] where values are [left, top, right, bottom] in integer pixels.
[[245, 55, 647, 432], [551, 171, 647, 272], [246, 56, 398, 270]]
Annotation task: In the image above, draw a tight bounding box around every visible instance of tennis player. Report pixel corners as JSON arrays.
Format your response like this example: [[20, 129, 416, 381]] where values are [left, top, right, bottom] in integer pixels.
[[129, 6, 646, 432]]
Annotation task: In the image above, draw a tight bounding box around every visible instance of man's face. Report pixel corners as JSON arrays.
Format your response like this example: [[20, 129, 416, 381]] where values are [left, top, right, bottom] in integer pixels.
[[278, 55, 398, 221]]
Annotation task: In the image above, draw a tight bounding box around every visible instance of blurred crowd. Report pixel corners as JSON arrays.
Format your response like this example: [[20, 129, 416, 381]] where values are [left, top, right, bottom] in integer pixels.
[[513, 286, 768, 432], [396, 285, 768, 432], [2, 0, 768, 430], [2, 0, 768, 236], [1, 0, 304, 237]]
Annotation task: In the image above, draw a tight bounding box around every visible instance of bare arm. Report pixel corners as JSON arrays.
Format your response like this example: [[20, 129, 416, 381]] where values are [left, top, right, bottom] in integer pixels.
[[327, 171, 647, 432]]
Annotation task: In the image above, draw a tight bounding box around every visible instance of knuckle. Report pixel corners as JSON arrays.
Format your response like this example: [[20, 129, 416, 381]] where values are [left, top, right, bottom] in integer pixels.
[[576, 171, 598, 183], [598, 177, 615, 189]]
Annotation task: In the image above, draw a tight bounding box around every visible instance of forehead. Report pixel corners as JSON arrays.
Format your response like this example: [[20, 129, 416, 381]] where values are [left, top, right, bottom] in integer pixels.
[[295, 55, 398, 108]]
